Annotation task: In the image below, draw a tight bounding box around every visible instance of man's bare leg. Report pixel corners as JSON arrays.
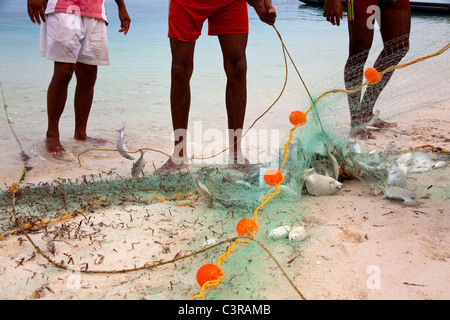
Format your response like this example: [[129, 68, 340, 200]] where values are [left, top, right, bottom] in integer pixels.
[[218, 33, 251, 166], [46, 62, 75, 155], [73, 62, 106, 145], [156, 38, 195, 174]]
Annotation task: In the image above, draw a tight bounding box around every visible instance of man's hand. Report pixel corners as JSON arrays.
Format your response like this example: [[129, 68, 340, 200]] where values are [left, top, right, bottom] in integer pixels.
[[323, 0, 343, 26], [115, 0, 131, 35], [247, 0, 276, 26], [118, 8, 131, 35], [27, 0, 47, 24]]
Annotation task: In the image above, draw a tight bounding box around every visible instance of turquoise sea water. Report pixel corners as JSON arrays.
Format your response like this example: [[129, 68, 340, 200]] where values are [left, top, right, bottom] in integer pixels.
[[0, 0, 449, 180]]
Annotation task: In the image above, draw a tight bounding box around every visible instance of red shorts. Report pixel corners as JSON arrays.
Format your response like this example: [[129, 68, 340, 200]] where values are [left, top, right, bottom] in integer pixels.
[[347, 0, 410, 20], [168, 0, 249, 42]]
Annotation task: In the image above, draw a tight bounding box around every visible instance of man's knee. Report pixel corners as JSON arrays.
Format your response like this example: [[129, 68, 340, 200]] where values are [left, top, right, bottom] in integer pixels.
[[52, 63, 76, 86], [171, 61, 193, 83], [75, 64, 98, 86], [224, 56, 247, 80]]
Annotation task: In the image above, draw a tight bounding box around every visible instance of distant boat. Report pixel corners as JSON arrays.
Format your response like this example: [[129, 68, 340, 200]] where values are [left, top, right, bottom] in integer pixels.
[[298, 0, 450, 14]]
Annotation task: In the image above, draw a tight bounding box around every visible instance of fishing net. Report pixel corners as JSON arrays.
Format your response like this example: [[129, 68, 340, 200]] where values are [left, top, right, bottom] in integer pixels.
[[1, 24, 449, 300]]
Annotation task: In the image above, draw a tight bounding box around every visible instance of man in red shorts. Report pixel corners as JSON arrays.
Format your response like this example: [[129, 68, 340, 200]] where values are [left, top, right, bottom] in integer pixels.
[[157, 0, 276, 173], [323, 0, 411, 139]]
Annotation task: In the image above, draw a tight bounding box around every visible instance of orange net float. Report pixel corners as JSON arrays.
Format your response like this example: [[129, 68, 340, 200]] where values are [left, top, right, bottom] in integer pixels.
[[365, 67, 381, 84], [264, 169, 283, 187], [236, 218, 259, 237], [196, 264, 224, 287], [289, 110, 307, 126]]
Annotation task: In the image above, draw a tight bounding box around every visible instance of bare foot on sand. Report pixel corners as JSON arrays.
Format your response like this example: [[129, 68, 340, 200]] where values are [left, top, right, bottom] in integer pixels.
[[45, 137, 67, 156], [372, 119, 397, 129], [350, 127, 375, 140], [228, 153, 258, 175], [154, 157, 188, 175], [75, 136, 108, 146]]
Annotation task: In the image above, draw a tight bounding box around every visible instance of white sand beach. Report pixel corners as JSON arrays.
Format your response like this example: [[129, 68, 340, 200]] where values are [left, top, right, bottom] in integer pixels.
[[0, 100, 448, 300]]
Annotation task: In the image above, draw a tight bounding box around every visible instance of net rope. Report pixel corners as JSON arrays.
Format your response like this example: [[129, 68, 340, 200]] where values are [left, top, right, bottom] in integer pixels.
[[1, 22, 449, 299]]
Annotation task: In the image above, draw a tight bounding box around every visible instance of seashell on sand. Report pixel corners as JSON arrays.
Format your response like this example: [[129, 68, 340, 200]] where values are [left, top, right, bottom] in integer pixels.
[[289, 225, 308, 241], [268, 226, 292, 240], [202, 238, 217, 247], [434, 161, 447, 169]]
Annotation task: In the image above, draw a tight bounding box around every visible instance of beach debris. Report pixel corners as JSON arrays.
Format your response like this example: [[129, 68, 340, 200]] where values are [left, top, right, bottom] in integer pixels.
[[116, 126, 134, 160], [46, 236, 56, 256], [268, 226, 292, 240], [131, 149, 145, 178], [288, 225, 308, 241], [202, 238, 217, 248], [381, 186, 423, 207], [304, 169, 343, 196]]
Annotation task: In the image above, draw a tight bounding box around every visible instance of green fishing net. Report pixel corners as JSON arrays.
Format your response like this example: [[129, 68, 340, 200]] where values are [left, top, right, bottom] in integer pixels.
[[1, 28, 449, 300]]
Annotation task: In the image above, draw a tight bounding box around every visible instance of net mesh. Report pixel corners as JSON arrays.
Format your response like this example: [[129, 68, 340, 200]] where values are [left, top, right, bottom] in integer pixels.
[[1, 25, 449, 299]]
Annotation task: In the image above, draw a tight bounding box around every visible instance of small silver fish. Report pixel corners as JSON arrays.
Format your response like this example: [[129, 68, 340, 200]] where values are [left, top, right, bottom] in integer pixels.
[[131, 150, 145, 178], [381, 186, 423, 207], [304, 168, 343, 196], [117, 127, 134, 160], [189, 170, 215, 203], [326, 149, 340, 180], [214, 197, 257, 209], [386, 163, 407, 187], [189, 170, 256, 208]]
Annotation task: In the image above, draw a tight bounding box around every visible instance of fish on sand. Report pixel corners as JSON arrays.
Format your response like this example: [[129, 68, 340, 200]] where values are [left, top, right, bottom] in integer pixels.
[[131, 149, 146, 178], [117, 127, 134, 160], [381, 186, 423, 207]]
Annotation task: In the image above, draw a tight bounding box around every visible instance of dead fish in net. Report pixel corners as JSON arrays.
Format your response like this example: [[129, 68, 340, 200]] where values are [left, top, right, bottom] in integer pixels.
[[386, 163, 407, 187], [213, 197, 258, 209], [116, 127, 134, 160], [304, 169, 343, 196], [131, 149, 145, 178], [381, 186, 423, 207], [327, 149, 340, 180], [189, 170, 214, 203], [396, 151, 446, 173], [409, 151, 435, 172], [434, 161, 447, 169]]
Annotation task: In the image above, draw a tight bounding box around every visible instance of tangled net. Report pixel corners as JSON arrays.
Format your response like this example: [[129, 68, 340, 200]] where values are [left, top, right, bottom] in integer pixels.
[[1, 23, 449, 300]]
